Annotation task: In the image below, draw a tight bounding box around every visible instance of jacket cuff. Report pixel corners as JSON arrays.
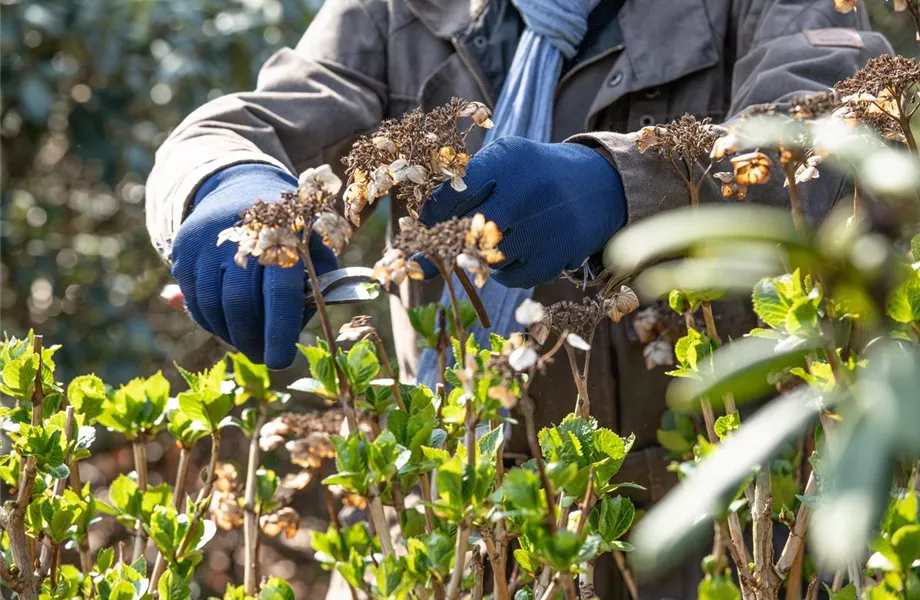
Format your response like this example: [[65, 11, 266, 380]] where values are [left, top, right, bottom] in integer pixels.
[[566, 131, 692, 226], [145, 152, 289, 263]]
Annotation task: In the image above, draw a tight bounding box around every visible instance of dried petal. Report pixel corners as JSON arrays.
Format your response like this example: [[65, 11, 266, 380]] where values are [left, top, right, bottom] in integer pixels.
[[281, 470, 313, 491], [372, 136, 397, 154], [636, 126, 663, 153], [515, 298, 546, 326], [566, 333, 592, 351], [731, 151, 772, 186], [459, 101, 494, 128], [314, 211, 353, 256], [834, 0, 858, 12], [488, 385, 518, 409], [607, 286, 640, 323], [508, 346, 538, 371], [299, 164, 342, 197], [259, 434, 286, 452], [643, 340, 674, 370], [710, 132, 738, 160]]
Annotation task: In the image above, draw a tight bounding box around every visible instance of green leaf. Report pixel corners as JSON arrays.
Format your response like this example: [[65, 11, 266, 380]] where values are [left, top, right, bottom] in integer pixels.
[[911, 234, 920, 262], [94, 547, 115, 573], [477, 426, 504, 463], [714, 413, 740, 441], [228, 352, 272, 402], [826, 583, 857, 600], [68, 374, 106, 423], [108, 580, 138, 600], [589, 496, 635, 543], [344, 340, 379, 395], [892, 524, 920, 572], [503, 468, 542, 512], [158, 569, 191, 600], [288, 377, 335, 399], [256, 469, 279, 506], [258, 577, 296, 600], [297, 344, 338, 398], [887, 270, 920, 324], [0, 353, 38, 400], [698, 575, 742, 600], [513, 549, 541, 576], [108, 474, 141, 518]]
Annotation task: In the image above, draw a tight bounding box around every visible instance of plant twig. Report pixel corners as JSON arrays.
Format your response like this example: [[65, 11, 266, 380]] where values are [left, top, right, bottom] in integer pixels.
[[613, 551, 638, 600], [453, 267, 490, 328], [39, 406, 75, 573], [69, 456, 92, 572], [520, 397, 557, 533], [471, 546, 484, 600], [776, 469, 817, 576], [782, 164, 806, 232], [299, 241, 358, 432], [243, 404, 267, 595], [131, 439, 149, 561], [151, 444, 194, 589], [752, 466, 782, 600]]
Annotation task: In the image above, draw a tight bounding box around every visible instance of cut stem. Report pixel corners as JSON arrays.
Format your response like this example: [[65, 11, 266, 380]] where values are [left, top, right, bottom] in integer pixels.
[[243, 404, 267, 595], [453, 267, 490, 328], [131, 440, 149, 561]]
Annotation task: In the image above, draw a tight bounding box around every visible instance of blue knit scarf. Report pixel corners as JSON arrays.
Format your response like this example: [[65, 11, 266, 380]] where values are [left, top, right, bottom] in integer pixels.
[[416, 0, 601, 387]]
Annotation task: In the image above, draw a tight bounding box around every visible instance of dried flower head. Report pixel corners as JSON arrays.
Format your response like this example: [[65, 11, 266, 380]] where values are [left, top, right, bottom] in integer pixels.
[[218, 164, 352, 267], [793, 154, 824, 185], [541, 295, 621, 338], [210, 462, 244, 530], [788, 91, 838, 121], [834, 0, 858, 12], [260, 506, 300, 538], [636, 115, 721, 166], [834, 55, 920, 144], [643, 339, 675, 370], [375, 215, 504, 287], [260, 411, 344, 470], [731, 151, 772, 185], [713, 171, 748, 200], [342, 98, 493, 223], [337, 315, 376, 342]]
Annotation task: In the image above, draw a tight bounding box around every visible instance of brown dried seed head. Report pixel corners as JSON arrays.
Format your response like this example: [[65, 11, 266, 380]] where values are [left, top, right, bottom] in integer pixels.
[[731, 151, 772, 186], [643, 340, 674, 370]]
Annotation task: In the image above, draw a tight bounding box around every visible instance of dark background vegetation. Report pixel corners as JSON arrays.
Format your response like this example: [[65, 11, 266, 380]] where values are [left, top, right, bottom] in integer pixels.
[[0, 0, 916, 596]]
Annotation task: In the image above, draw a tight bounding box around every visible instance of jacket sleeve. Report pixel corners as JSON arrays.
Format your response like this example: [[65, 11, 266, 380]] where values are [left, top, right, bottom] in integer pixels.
[[145, 0, 388, 261], [568, 0, 893, 228]]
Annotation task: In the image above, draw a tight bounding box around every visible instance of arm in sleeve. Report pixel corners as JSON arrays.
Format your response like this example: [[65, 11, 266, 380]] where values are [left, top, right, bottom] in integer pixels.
[[145, 0, 388, 260], [568, 0, 894, 226]]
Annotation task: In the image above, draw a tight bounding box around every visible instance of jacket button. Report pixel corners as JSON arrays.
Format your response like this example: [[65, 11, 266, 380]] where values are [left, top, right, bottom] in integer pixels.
[[639, 114, 656, 126], [472, 36, 487, 49], [607, 71, 624, 87]]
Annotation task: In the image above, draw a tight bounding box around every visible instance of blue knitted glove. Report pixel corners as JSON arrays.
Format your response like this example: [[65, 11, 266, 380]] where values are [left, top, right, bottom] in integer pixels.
[[418, 137, 626, 289], [171, 164, 338, 369]]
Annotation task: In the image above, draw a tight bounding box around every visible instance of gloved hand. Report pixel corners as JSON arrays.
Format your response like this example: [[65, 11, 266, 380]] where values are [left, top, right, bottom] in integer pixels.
[[418, 137, 626, 289], [171, 163, 337, 369]]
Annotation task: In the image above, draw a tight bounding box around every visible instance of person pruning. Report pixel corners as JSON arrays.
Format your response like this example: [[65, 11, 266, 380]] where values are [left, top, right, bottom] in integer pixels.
[[147, 1, 891, 596]]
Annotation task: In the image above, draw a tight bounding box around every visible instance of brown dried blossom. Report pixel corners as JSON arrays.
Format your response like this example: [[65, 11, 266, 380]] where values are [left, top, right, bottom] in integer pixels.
[[342, 98, 493, 223], [713, 171, 748, 200], [636, 115, 722, 167], [834, 54, 920, 144], [210, 462, 244, 531], [374, 214, 504, 287], [643, 339, 675, 370], [542, 295, 619, 339], [218, 164, 353, 267], [731, 151, 773, 185], [788, 91, 838, 121], [260, 506, 300, 538], [337, 315, 376, 342]]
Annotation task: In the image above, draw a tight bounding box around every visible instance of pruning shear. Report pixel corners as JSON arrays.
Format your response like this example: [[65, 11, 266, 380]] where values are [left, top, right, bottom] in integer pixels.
[[161, 266, 384, 312]]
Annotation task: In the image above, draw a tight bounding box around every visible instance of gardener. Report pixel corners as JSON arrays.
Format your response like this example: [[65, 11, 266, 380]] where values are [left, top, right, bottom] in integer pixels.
[[147, 0, 890, 596]]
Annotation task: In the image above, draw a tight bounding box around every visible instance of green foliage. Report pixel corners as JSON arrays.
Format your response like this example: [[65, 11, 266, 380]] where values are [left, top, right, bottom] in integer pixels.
[[97, 371, 170, 438]]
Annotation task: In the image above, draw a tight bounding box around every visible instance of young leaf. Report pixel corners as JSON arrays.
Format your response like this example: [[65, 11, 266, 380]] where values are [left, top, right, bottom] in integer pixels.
[[714, 413, 740, 441], [67, 374, 106, 423], [297, 344, 338, 398], [158, 568, 192, 600]]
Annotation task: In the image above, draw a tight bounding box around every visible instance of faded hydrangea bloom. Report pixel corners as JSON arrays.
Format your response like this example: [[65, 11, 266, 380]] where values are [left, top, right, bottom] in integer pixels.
[[260, 507, 300, 539], [643, 339, 675, 370], [731, 151, 772, 186], [713, 171, 748, 200], [342, 98, 493, 223], [834, 55, 920, 146], [374, 214, 504, 287], [217, 164, 352, 268]]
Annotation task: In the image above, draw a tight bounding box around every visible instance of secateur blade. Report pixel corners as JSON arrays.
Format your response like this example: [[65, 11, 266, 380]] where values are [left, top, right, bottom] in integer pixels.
[[304, 266, 383, 306]]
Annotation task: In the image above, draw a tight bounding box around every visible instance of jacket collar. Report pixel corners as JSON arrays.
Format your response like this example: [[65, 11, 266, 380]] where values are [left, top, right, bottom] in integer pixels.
[[404, 0, 489, 39]]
